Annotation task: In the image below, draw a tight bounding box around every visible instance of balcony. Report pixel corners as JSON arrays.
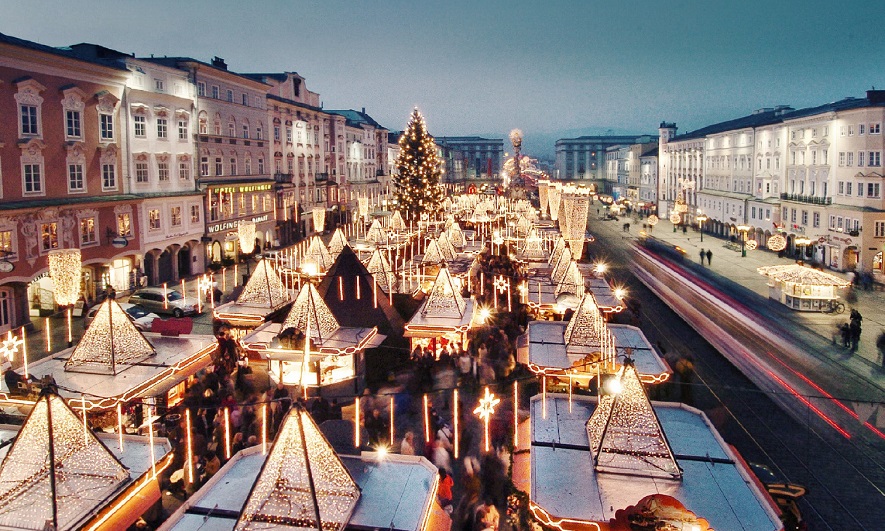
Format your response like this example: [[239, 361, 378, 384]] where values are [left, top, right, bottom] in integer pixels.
[[315, 172, 329, 182], [780, 193, 832, 205], [274, 172, 293, 183]]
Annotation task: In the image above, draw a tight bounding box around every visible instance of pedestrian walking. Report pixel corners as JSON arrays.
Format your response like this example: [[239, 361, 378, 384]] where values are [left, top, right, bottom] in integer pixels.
[[840, 322, 851, 348], [850, 319, 862, 352], [699, 248, 705, 265], [706, 249, 712, 265], [876, 331, 885, 368]]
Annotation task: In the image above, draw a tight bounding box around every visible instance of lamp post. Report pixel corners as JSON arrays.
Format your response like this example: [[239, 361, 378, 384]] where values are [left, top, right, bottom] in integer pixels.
[[696, 213, 708, 242], [737, 224, 750, 258]]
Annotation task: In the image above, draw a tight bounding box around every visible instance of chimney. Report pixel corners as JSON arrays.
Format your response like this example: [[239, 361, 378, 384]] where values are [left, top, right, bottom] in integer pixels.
[[362, 107, 366, 114], [211, 56, 227, 70], [867, 89, 885, 104]]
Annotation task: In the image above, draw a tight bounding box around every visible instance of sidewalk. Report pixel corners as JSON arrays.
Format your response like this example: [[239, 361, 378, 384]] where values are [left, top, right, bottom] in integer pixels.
[[591, 215, 885, 391]]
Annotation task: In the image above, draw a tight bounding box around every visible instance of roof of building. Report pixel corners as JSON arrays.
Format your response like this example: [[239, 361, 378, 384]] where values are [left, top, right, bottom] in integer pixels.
[[265, 92, 324, 113], [0, 33, 128, 71], [325, 109, 386, 130], [556, 134, 654, 145], [140, 56, 271, 87], [435, 136, 504, 143]]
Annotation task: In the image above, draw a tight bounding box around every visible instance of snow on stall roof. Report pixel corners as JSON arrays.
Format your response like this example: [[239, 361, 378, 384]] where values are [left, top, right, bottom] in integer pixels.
[[526, 395, 781, 531]]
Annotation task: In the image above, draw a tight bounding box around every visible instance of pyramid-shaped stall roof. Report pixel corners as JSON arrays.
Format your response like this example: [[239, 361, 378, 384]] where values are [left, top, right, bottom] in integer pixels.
[[237, 258, 290, 308], [328, 228, 350, 258], [519, 228, 547, 261], [421, 239, 444, 264], [555, 260, 584, 299], [317, 247, 405, 339], [389, 210, 407, 232], [437, 233, 456, 261], [234, 406, 360, 531], [281, 283, 341, 344], [586, 361, 682, 480], [448, 222, 465, 248], [0, 391, 130, 531], [303, 235, 334, 271], [366, 248, 397, 294], [421, 265, 466, 318], [563, 292, 605, 349], [550, 245, 573, 285], [549, 236, 567, 266], [65, 299, 155, 375], [366, 219, 387, 244]]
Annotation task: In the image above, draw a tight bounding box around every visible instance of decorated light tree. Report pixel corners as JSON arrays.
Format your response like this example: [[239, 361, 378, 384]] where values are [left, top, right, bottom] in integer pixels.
[[393, 108, 444, 219]]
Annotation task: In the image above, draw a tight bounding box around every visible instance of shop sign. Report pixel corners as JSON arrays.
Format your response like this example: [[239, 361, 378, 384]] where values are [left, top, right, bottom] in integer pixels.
[[831, 235, 853, 245], [0, 261, 13, 273], [207, 214, 270, 234], [111, 237, 129, 248]]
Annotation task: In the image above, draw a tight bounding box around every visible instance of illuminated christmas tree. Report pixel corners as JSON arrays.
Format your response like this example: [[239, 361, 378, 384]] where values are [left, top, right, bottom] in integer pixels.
[[393, 108, 444, 219]]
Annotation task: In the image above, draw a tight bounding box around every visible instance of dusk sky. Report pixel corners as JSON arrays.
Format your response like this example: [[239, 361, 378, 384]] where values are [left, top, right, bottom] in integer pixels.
[[4, 0, 885, 157]]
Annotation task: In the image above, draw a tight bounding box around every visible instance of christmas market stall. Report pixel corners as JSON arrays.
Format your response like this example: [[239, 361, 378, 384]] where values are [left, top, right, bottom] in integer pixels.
[[0, 390, 173, 531], [518, 292, 670, 385], [757, 264, 851, 312], [511, 362, 783, 531], [213, 258, 292, 328], [404, 264, 478, 355], [2, 299, 216, 413], [158, 405, 450, 531]]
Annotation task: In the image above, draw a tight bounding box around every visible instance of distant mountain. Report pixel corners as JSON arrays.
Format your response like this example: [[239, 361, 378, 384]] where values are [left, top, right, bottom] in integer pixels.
[[467, 127, 656, 160]]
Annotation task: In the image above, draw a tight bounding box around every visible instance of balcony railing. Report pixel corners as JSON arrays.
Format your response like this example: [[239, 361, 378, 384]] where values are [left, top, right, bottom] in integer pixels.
[[315, 172, 329, 182], [274, 172, 293, 183], [780, 193, 832, 205]]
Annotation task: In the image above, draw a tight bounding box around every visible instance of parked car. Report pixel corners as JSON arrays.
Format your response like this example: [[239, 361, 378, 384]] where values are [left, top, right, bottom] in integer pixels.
[[127, 287, 199, 317], [84, 303, 160, 331], [749, 462, 807, 531]]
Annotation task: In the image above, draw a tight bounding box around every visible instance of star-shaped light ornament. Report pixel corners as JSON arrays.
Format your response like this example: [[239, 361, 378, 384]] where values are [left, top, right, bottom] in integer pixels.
[[474, 387, 501, 452], [494, 275, 508, 294], [1, 331, 23, 362]]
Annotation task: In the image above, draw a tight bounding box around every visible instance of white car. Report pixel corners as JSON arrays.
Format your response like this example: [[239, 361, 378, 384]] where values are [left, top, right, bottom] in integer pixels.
[[84, 303, 160, 331]]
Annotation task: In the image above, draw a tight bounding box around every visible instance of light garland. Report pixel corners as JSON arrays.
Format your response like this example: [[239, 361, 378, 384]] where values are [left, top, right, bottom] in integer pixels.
[[421, 265, 466, 318], [237, 258, 290, 307], [282, 283, 340, 343], [48, 249, 81, 306], [65, 299, 156, 374], [538, 180, 550, 218], [358, 197, 370, 220], [366, 249, 397, 294], [312, 207, 326, 233], [365, 219, 387, 244], [548, 186, 562, 221], [767, 234, 787, 252], [669, 212, 682, 224], [238, 220, 256, 255], [745, 239, 758, 251], [303, 235, 334, 272], [647, 215, 659, 226], [328, 228, 349, 258], [757, 264, 851, 287], [389, 210, 407, 232], [392, 109, 444, 219]]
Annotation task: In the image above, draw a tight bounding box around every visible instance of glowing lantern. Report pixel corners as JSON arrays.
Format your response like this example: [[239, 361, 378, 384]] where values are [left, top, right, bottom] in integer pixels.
[[767, 234, 787, 252], [48, 249, 81, 306], [238, 220, 256, 255]]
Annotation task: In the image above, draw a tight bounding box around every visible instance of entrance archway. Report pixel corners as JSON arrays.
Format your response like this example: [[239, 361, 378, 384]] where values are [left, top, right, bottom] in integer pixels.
[[843, 246, 858, 271], [178, 245, 191, 277], [158, 251, 173, 284]]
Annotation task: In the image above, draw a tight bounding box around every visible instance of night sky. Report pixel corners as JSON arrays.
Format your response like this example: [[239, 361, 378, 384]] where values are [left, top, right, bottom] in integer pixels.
[[4, 0, 884, 157]]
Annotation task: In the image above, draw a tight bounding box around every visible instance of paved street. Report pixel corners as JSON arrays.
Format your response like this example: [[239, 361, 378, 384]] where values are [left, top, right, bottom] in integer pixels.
[[586, 211, 885, 530]]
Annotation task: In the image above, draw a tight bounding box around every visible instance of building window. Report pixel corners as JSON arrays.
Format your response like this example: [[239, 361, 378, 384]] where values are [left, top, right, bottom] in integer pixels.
[[245, 158, 252, 175], [0, 231, 15, 261], [200, 157, 209, 177], [242, 124, 249, 139], [170, 206, 182, 227], [191, 204, 200, 224], [858, 182, 863, 196], [20, 105, 39, 136], [117, 213, 132, 237], [102, 164, 117, 190], [286, 128, 292, 143], [100, 113, 114, 141], [847, 182, 853, 195], [230, 157, 237, 176], [228, 122, 235, 138], [40, 222, 58, 253], [813, 212, 820, 228], [791, 209, 797, 223], [847, 152, 854, 166], [23, 163, 43, 195], [198, 82, 206, 96], [133, 115, 146, 137], [871, 123, 881, 135], [157, 118, 168, 139], [148, 209, 161, 231], [859, 124, 866, 135], [155, 79, 165, 92], [242, 93, 248, 106], [135, 162, 149, 183], [178, 119, 188, 140], [801, 210, 808, 225], [274, 126, 281, 141], [256, 125, 263, 140], [875, 220, 885, 238], [258, 158, 265, 174], [211, 86, 219, 99], [858, 152, 865, 167], [215, 158, 223, 176], [869, 183, 881, 198], [68, 163, 84, 192], [870, 151, 881, 166], [80, 217, 96, 246], [226, 89, 233, 102], [158, 162, 169, 181], [838, 152, 845, 166], [66, 110, 82, 139], [179, 160, 191, 180]]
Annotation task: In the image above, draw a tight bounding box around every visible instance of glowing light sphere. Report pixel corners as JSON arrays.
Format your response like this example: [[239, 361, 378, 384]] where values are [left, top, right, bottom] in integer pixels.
[[647, 215, 659, 226], [669, 213, 682, 224], [238, 220, 256, 254], [745, 239, 758, 251], [767, 234, 787, 252], [48, 249, 82, 306]]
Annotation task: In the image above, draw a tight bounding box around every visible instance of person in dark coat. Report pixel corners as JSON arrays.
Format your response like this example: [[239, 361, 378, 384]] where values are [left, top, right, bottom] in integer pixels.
[[705, 249, 712, 265]]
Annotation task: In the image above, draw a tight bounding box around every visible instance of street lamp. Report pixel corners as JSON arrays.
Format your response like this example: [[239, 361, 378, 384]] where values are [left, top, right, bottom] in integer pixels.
[[696, 213, 708, 242], [795, 236, 812, 260], [737, 224, 750, 258]]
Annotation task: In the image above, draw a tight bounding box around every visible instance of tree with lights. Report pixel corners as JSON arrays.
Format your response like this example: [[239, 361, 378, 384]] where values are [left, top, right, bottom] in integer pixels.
[[394, 108, 444, 219]]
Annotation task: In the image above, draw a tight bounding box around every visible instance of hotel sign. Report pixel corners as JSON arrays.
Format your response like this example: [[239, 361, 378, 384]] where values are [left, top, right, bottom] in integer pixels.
[[207, 214, 270, 234], [210, 183, 272, 194]]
